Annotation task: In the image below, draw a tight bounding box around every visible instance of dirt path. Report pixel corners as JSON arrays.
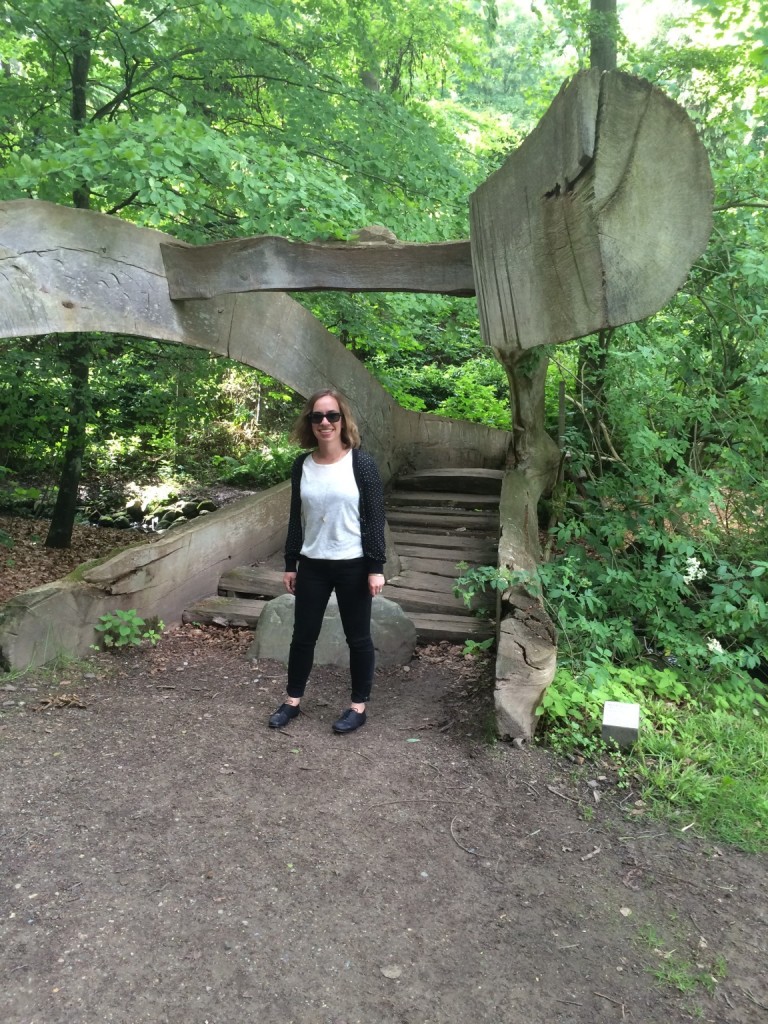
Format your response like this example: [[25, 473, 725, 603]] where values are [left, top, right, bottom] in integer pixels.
[[1, 626, 766, 1024]]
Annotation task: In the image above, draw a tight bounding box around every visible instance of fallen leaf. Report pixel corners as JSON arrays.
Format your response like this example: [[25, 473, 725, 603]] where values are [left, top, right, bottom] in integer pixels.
[[620, 907, 633, 917]]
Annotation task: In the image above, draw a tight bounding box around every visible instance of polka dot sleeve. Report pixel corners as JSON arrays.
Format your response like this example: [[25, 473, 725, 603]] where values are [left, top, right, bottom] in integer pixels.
[[352, 449, 387, 574]]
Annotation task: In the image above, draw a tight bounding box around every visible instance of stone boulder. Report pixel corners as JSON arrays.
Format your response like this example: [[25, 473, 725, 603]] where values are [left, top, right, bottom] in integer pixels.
[[247, 594, 416, 668]]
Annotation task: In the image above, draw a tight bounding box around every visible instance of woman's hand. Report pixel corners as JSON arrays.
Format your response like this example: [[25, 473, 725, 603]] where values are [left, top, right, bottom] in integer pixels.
[[368, 573, 385, 597], [284, 571, 297, 594]]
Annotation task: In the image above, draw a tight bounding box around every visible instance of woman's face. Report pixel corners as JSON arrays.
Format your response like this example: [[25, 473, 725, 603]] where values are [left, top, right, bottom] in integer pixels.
[[311, 395, 343, 445]]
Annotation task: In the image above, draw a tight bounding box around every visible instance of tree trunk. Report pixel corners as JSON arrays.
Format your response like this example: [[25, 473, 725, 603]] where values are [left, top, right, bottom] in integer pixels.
[[576, 2, 619, 476], [45, 336, 93, 548], [590, 0, 618, 73], [45, 29, 92, 549]]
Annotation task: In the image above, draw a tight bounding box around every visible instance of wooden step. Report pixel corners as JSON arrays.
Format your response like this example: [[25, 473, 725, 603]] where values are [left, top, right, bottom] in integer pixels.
[[183, 595, 266, 627], [408, 611, 495, 642], [396, 468, 504, 494], [387, 490, 500, 511], [184, 594, 492, 644], [393, 533, 497, 557], [386, 509, 498, 533], [398, 554, 471, 578], [384, 585, 476, 616], [219, 565, 283, 597]]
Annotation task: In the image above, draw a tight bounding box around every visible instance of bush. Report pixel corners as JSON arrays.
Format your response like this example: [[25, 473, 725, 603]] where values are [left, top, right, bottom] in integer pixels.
[[212, 435, 303, 488]]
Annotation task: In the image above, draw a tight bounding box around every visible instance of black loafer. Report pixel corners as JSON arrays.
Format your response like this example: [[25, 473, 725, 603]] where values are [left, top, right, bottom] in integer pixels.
[[332, 708, 367, 734], [268, 703, 301, 729]]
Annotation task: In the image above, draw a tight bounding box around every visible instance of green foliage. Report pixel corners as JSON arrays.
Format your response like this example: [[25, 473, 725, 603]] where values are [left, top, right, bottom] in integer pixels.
[[93, 610, 164, 650], [535, 662, 768, 850], [462, 636, 495, 656], [212, 436, 303, 487], [634, 708, 768, 852], [0, 0, 493, 239], [636, 920, 728, 994], [453, 562, 539, 609]]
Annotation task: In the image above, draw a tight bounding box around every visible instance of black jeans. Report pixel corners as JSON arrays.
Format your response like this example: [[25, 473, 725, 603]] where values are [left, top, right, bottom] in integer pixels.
[[287, 556, 375, 704]]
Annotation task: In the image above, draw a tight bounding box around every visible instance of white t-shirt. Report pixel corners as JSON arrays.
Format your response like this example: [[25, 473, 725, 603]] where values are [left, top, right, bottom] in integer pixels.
[[300, 451, 364, 560]]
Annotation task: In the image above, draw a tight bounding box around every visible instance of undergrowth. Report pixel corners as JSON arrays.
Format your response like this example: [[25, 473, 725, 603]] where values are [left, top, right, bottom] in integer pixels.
[[535, 662, 768, 852]]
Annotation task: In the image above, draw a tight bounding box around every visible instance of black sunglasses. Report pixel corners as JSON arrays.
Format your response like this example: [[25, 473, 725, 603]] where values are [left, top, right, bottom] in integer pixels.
[[308, 410, 342, 424]]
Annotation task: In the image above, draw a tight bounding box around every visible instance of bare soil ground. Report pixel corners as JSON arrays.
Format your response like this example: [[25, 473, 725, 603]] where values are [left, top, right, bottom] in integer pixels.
[[1, 625, 767, 1024], [1, 518, 767, 1023]]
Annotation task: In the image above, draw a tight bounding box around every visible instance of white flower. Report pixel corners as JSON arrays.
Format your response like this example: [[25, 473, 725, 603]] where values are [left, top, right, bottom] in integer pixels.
[[706, 637, 724, 655], [682, 556, 706, 583]]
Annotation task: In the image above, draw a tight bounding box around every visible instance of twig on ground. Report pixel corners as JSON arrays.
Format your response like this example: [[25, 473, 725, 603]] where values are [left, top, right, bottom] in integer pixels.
[[580, 846, 602, 862], [594, 992, 626, 1017], [494, 854, 503, 882], [449, 816, 484, 857], [546, 784, 580, 804], [744, 989, 768, 1011], [371, 798, 456, 807]]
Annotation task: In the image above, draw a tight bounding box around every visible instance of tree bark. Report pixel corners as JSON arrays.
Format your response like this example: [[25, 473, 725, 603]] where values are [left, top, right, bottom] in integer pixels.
[[590, 0, 618, 73], [576, 3, 618, 475], [45, 28, 92, 549], [44, 335, 93, 548]]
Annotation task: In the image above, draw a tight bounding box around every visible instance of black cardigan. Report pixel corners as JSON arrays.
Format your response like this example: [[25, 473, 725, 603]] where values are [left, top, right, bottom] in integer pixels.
[[283, 448, 387, 574]]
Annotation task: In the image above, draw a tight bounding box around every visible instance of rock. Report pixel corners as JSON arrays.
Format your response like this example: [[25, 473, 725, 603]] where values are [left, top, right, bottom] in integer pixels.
[[197, 500, 217, 513], [124, 499, 145, 522], [180, 501, 199, 518], [247, 594, 416, 669]]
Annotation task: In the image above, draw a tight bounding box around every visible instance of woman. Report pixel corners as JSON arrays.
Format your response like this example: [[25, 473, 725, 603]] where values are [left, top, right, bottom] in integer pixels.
[[268, 388, 387, 734]]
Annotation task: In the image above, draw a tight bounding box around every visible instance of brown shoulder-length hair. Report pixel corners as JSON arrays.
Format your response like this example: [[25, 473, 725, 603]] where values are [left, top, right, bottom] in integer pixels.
[[291, 389, 361, 450]]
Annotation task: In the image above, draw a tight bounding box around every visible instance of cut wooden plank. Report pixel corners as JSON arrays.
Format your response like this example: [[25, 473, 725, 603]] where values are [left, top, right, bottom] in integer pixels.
[[219, 565, 283, 597], [387, 490, 500, 510], [399, 555, 471, 577], [408, 612, 495, 642], [386, 586, 475, 615], [387, 510, 498, 532], [394, 534, 497, 556], [161, 235, 475, 299], [386, 571, 462, 597], [389, 575, 491, 614], [183, 596, 266, 627], [396, 468, 504, 494]]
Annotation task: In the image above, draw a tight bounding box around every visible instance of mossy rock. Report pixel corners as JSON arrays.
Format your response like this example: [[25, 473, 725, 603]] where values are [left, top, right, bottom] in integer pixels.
[[197, 499, 217, 513], [180, 501, 199, 518], [124, 500, 146, 522]]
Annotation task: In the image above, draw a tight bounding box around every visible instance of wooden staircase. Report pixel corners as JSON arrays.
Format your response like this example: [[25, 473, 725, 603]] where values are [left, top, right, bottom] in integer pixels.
[[183, 467, 502, 644]]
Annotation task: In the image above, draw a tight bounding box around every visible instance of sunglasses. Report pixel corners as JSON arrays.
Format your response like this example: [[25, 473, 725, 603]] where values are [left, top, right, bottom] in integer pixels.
[[308, 410, 342, 424]]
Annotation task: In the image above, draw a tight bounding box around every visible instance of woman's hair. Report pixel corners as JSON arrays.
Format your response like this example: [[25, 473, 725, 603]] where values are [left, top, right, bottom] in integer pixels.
[[292, 389, 361, 450]]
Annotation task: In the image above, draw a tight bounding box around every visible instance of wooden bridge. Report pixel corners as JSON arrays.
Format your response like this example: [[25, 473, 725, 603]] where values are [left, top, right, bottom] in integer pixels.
[[182, 468, 501, 644]]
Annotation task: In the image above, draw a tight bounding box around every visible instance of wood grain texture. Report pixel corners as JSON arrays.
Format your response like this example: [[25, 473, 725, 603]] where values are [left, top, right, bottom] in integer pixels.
[[469, 69, 713, 353], [161, 236, 475, 299]]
